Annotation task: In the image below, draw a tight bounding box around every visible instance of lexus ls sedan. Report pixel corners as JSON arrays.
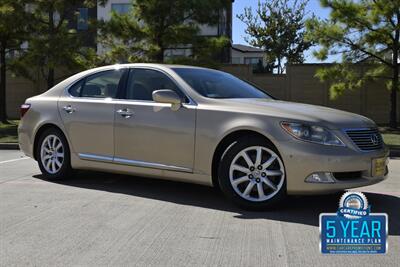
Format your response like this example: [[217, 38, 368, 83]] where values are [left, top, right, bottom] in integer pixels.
[[18, 64, 389, 209]]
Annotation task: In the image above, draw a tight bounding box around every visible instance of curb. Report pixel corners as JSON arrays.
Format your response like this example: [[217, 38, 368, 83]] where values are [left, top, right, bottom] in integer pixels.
[[390, 149, 400, 157], [0, 143, 20, 150], [1, 142, 400, 157]]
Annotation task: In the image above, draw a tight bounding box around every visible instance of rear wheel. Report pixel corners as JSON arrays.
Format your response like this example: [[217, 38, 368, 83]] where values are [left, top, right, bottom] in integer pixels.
[[36, 128, 72, 180], [218, 136, 286, 210]]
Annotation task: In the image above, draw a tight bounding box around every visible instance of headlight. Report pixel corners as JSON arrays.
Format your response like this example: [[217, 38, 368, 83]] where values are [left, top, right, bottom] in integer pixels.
[[280, 122, 345, 146]]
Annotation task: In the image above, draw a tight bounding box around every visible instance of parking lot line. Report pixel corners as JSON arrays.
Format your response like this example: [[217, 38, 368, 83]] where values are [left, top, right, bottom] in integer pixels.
[[0, 157, 29, 164]]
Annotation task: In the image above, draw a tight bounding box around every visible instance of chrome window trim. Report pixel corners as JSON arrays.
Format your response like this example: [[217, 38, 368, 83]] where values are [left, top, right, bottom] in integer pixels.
[[111, 98, 197, 110], [127, 66, 197, 106], [64, 67, 129, 99], [62, 66, 197, 105], [78, 153, 192, 173]]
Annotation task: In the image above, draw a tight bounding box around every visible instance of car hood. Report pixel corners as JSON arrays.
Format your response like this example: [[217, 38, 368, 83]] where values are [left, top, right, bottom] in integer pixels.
[[216, 98, 376, 129]]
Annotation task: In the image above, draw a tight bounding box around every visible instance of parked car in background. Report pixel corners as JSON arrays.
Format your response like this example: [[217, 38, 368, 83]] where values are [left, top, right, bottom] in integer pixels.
[[18, 64, 389, 209]]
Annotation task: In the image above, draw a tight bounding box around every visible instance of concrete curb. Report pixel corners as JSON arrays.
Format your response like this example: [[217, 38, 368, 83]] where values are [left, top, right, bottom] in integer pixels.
[[0, 143, 20, 150], [390, 149, 400, 157]]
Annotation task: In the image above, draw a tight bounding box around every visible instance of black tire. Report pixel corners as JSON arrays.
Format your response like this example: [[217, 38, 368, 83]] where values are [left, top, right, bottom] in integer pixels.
[[218, 136, 287, 210], [36, 127, 73, 180]]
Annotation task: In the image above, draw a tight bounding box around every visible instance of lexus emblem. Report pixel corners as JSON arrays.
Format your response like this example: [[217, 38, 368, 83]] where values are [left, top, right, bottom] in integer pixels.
[[371, 134, 379, 145]]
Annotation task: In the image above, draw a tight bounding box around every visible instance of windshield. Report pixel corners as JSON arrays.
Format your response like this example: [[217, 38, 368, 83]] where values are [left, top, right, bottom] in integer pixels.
[[172, 68, 271, 99]]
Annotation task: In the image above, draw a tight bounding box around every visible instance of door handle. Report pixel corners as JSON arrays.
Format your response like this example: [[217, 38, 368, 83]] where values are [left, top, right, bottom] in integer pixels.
[[116, 108, 134, 118], [63, 105, 75, 114]]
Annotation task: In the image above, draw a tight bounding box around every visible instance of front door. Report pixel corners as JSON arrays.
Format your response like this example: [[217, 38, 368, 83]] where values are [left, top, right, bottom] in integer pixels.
[[58, 69, 126, 159], [113, 68, 196, 172]]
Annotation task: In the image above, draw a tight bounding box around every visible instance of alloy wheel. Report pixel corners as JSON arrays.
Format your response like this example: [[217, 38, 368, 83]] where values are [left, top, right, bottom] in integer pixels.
[[40, 134, 65, 174], [229, 146, 285, 202]]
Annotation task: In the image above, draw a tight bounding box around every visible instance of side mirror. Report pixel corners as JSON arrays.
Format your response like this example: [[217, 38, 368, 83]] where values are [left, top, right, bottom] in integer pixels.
[[152, 89, 182, 110]]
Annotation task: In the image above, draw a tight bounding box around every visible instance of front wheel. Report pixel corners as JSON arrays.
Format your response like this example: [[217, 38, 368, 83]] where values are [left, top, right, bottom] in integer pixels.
[[36, 128, 72, 180], [218, 136, 286, 210]]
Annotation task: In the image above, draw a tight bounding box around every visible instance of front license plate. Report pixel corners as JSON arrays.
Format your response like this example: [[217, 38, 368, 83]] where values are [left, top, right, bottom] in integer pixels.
[[372, 157, 387, 177]]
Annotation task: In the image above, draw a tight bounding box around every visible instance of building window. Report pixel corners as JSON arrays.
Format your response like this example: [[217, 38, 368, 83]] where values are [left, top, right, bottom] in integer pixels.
[[231, 57, 241, 64], [244, 57, 263, 65], [77, 8, 88, 30], [218, 9, 227, 36], [111, 3, 131, 15]]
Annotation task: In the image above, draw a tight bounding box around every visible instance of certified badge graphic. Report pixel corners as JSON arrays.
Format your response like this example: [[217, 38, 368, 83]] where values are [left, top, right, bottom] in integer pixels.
[[338, 192, 370, 219], [319, 192, 388, 254]]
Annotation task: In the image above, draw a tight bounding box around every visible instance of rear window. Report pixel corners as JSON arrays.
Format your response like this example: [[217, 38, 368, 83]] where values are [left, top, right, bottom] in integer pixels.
[[68, 70, 124, 98]]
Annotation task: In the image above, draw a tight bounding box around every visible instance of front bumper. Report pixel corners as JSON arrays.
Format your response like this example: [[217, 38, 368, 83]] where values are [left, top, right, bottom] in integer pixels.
[[279, 139, 389, 195]]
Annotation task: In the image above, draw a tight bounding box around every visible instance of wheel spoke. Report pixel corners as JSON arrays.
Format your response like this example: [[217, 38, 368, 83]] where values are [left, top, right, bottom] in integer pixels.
[[55, 159, 62, 168], [43, 155, 51, 160], [240, 151, 253, 168], [265, 170, 282, 176], [257, 183, 265, 198], [52, 137, 57, 150], [51, 160, 56, 173], [232, 164, 250, 174], [46, 159, 51, 170], [232, 176, 249, 186], [262, 177, 277, 191], [55, 143, 62, 151], [255, 147, 262, 166], [43, 157, 51, 165], [46, 139, 52, 149], [56, 152, 64, 158], [262, 155, 276, 169], [243, 182, 255, 196]]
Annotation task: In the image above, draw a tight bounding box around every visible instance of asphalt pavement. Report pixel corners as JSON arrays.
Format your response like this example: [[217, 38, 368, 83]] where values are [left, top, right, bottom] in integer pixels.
[[0, 150, 399, 267]]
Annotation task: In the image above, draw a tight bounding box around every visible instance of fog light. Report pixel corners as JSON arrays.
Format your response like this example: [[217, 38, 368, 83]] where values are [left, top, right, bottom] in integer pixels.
[[305, 172, 335, 183]]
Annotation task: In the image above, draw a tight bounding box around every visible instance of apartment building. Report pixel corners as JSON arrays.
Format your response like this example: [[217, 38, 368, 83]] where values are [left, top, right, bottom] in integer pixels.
[[94, 0, 233, 62]]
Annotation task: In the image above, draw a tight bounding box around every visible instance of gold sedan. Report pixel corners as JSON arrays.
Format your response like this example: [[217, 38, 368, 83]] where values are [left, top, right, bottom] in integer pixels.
[[18, 64, 389, 210]]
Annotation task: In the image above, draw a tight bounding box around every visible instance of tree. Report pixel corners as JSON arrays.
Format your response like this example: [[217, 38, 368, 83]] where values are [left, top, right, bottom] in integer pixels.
[[97, 8, 147, 64], [164, 35, 230, 68], [306, 0, 400, 128], [0, 0, 30, 123], [238, 0, 312, 74], [98, 0, 231, 64], [14, 0, 100, 90]]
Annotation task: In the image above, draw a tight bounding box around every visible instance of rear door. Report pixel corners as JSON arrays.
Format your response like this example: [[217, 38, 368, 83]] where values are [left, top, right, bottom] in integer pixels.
[[58, 69, 126, 160]]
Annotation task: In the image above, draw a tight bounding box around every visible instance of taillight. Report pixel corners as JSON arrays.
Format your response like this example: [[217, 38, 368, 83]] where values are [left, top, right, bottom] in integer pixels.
[[20, 103, 31, 118]]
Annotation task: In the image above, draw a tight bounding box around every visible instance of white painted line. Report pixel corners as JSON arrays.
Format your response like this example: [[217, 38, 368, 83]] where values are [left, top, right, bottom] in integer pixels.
[[0, 157, 30, 164]]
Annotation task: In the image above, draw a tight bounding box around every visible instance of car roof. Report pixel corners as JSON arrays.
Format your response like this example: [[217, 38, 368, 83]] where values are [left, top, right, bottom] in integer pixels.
[[91, 63, 210, 70], [40, 63, 218, 98]]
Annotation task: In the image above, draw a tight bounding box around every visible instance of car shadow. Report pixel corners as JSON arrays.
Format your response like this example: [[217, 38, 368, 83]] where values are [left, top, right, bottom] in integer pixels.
[[34, 171, 399, 236]]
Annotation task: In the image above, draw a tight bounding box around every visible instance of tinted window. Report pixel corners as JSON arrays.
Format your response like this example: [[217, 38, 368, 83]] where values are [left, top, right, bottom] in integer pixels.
[[68, 79, 84, 97], [80, 70, 123, 98], [126, 69, 182, 101], [173, 68, 270, 99]]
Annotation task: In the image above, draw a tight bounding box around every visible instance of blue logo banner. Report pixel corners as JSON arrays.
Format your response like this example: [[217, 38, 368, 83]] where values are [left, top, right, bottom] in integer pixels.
[[320, 213, 387, 254]]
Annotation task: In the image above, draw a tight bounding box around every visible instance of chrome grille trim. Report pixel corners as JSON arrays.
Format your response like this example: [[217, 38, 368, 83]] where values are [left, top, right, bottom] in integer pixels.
[[345, 128, 383, 151]]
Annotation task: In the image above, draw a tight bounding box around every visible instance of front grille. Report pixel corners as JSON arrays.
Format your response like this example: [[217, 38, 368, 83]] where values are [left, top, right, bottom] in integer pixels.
[[345, 128, 383, 151]]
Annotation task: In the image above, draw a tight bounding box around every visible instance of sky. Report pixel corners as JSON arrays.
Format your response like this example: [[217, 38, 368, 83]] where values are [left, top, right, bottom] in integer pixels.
[[232, 0, 333, 63]]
